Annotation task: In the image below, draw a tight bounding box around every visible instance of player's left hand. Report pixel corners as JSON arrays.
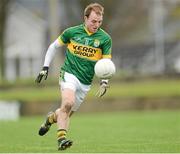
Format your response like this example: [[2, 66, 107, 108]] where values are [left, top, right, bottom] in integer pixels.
[[96, 80, 109, 97]]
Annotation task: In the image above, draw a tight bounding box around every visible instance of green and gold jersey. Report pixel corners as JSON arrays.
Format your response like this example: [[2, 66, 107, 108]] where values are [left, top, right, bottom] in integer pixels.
[[58, 24, 112, 85]]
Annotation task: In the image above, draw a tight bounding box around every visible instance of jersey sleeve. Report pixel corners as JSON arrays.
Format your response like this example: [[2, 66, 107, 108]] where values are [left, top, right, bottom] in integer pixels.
[[102, 37, 112, 59], [58, 28, 72, 45]]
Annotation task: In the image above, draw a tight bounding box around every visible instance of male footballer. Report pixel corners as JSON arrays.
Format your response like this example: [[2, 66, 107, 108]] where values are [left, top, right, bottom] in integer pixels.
[[35, 3, 112, 150]]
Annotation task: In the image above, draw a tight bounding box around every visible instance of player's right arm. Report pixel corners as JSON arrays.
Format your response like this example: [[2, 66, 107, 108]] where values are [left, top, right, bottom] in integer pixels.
[[43, 28, 71, 68], [43, 39, 64, 67], [35, 28, 71, 83], [35, 39, 64, 83]]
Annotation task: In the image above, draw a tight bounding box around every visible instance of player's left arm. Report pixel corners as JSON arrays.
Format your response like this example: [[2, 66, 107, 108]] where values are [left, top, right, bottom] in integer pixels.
[[96, 37, 112, 97]]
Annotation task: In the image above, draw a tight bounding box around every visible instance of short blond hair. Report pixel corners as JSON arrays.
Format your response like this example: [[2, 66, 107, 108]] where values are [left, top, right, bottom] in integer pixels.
[[84, 3, 104, 17]]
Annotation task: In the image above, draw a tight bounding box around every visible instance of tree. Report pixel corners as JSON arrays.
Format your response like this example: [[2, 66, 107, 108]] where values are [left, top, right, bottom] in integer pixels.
[[0, 0, 10, 80]]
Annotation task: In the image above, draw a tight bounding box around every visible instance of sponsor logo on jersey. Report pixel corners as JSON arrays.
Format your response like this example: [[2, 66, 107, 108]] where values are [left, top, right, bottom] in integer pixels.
[[67, 40, 102, 61]]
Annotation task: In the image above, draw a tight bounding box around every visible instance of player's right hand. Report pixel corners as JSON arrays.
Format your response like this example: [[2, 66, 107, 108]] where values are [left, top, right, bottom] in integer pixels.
[[35, 66, 49, 83]]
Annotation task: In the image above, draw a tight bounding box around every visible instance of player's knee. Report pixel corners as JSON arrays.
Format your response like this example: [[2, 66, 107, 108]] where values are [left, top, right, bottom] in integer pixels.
[[62, 101, 74, 113]]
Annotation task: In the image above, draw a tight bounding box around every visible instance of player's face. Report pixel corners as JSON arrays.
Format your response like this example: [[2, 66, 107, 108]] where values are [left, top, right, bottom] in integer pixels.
[[84, 11, 103, 33]]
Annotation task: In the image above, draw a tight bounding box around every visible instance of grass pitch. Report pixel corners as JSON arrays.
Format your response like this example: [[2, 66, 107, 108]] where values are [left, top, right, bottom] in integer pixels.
[[0, 111, 179, 153], [1, 78, 180, 101]]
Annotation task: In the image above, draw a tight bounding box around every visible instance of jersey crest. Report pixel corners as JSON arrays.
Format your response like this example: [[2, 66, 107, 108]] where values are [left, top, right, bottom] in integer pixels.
[[94, 39, 100, 47]]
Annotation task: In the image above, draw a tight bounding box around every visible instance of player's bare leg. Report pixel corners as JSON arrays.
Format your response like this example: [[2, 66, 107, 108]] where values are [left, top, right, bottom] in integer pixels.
[[56, 88, 75, 150]]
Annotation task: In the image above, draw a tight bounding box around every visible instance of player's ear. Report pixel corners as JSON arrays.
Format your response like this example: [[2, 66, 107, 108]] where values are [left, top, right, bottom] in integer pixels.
[[84, 15, 88, 22]]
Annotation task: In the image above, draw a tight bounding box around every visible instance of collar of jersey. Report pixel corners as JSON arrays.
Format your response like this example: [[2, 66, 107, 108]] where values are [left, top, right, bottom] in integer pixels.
[[83, 24, 94, 36]]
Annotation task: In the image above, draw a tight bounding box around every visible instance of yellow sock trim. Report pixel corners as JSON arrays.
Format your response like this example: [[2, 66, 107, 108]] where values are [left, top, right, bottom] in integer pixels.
[[48, 112, 57, 124], [57, 129, 67, 140]]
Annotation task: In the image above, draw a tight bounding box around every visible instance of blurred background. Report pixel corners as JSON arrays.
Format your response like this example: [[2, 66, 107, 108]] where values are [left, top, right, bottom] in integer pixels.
[[0, 0, 180, 153], [0, 0, 180, 118]]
